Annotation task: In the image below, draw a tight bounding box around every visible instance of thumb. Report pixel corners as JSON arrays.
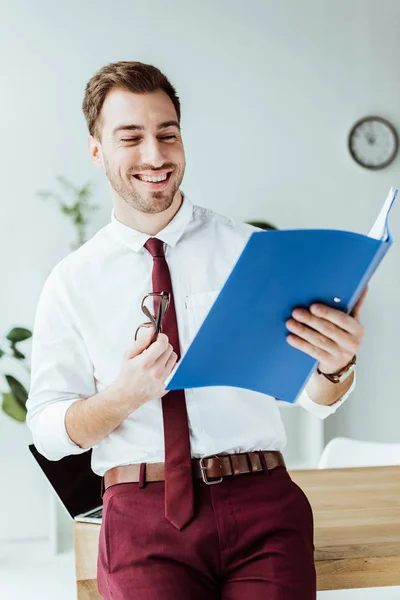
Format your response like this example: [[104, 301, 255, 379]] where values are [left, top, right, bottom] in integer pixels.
[[351, 285, 369, 321], [126, 327, 154, 359]]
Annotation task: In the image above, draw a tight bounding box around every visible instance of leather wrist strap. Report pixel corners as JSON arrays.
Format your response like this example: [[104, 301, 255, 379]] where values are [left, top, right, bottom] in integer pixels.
[[317, 355, 356, 384]]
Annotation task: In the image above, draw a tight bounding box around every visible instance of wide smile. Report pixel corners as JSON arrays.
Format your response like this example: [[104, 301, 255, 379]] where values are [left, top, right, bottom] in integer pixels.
[[133, 171, 173, 190]]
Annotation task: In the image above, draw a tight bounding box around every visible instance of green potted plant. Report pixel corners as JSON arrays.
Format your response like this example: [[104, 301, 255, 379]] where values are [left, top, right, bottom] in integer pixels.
[[38, 176, 100, 250], [0, 327, 32, 422], [1, 178, 100, 423]]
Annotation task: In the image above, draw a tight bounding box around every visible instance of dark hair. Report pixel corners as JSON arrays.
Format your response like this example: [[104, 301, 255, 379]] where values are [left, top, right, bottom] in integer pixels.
[[82, 61, 181, 140]]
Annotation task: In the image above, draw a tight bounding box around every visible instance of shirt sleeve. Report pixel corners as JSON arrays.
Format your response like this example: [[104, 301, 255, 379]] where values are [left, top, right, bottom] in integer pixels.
[[295, 370, 356, 419], [26, 263, 96, 461]]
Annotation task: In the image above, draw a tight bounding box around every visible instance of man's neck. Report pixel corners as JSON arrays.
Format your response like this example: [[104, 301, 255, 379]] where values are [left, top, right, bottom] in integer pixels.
[[113, 190, 183, 236]]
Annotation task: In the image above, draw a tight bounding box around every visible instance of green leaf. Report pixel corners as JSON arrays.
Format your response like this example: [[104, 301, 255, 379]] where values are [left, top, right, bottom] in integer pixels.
[[78, 184, 92, 200], [2, 392, 26, 422], [61, 205, 75, 216], [5, 375, 28, 409], [6, 328, 32, 343], [57, 176, 78, 195], [37, 191, 52, 199], [0, 348, 4, 359], [10, 343, 25, 360], [37, 190, 64, 203]]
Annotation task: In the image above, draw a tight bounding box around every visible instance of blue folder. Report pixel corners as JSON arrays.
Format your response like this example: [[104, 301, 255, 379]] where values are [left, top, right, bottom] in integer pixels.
[[166, 187, 398, 403]]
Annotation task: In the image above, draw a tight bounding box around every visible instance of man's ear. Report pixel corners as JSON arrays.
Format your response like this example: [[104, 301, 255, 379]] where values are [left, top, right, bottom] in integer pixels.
[[88, 135, 104, 169]]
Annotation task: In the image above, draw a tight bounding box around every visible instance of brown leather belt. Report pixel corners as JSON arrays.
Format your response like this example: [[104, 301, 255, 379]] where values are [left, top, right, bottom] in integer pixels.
[[103, 451, 286, 495]]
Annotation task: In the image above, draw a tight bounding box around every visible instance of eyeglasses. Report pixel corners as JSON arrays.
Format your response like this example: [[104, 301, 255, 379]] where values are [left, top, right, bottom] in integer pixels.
[[135, 292, 171, 344]]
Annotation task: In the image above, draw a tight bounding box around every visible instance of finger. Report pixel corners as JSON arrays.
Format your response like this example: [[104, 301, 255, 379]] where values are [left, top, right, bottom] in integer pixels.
[[286, 320, 341, 357], [153, 344, 174, 369], [139, 333, 170, 366], [164, 350, 178, 373], [286, 333, 331, 363], [309, 303, 363, 337], [289, 310, 359, 355], [126, 326, 154, 359], [350, 286, 369, 320]]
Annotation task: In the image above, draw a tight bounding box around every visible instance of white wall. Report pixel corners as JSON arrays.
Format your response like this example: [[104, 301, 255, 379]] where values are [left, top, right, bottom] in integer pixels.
[[1, 0, 399, 539]]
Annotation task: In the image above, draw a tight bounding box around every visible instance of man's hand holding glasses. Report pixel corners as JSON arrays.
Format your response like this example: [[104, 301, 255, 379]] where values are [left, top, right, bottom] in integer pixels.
[[110, 292, 176, 416]]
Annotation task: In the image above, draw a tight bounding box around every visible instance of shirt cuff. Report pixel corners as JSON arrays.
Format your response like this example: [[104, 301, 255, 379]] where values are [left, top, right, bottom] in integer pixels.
[[295, 370, 356, 419], [28, 398, 88, 461]]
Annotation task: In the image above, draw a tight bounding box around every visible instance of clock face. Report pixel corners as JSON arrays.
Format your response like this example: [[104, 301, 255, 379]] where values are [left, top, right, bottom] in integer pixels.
[[348, 116, 398, 169]]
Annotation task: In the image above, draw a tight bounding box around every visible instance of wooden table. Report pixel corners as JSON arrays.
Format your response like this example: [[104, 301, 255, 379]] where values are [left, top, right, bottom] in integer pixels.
[[74, 465, 400, 599]]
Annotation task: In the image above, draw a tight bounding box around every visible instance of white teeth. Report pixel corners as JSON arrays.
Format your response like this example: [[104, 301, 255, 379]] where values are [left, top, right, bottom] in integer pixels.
[[137, 174, 168, 183]]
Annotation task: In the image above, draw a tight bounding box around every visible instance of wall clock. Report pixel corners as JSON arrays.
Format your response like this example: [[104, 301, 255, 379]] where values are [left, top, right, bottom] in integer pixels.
[[348, 116, 398, 170]]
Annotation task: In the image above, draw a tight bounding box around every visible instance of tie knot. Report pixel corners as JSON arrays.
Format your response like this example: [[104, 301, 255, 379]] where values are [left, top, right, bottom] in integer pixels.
[[145, 237, 165, 258]]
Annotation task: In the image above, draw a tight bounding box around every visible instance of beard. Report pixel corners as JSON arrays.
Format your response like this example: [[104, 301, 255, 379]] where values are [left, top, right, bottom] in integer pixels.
[[103, 157, 184, 214]]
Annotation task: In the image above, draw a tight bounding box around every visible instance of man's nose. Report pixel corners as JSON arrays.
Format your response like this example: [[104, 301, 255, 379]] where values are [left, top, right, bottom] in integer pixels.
[[139, 137, 165, 168]]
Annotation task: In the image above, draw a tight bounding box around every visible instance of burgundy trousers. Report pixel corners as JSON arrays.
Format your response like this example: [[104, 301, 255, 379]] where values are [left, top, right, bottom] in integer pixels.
[[97, 465, 316, 599]]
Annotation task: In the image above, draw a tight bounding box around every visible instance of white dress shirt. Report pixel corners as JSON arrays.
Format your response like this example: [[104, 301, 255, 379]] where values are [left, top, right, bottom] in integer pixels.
[[26, 195, 354, 476]]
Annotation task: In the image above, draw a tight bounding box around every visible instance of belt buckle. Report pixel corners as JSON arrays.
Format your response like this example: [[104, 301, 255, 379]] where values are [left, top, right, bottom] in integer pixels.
[[199, 454, 224, 485]]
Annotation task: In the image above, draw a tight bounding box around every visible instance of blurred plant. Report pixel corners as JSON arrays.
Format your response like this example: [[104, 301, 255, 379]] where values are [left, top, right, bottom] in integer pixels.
[[0, 327, 32, 422], [246, 220, 277, 231], [38, 176, 100, 250]]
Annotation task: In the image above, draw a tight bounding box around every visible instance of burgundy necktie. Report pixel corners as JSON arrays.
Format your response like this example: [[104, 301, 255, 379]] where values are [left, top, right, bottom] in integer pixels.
[[144, 237, 194, 530]]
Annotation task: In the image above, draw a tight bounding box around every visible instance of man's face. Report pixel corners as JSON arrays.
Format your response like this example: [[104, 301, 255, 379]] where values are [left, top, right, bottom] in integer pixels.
[[92, 88, 185, 214]]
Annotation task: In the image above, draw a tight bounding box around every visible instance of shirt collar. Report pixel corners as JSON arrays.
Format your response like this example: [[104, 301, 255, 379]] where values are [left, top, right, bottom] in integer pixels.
[[110, 193, 193, 252]]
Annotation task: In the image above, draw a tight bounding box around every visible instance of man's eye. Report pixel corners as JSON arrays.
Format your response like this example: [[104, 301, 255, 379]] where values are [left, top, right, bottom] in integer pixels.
[[121, 136, 177, 143]]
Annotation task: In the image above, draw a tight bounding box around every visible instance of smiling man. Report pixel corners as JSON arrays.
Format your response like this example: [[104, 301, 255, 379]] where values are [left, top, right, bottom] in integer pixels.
[[26, 61, 365, 600], [97, 89, 184, 223]]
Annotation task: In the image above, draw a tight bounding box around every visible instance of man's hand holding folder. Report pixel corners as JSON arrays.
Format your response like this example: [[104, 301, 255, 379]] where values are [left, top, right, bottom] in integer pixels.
[[166, 187, 397, 403], [287, 286, 368, 406]]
